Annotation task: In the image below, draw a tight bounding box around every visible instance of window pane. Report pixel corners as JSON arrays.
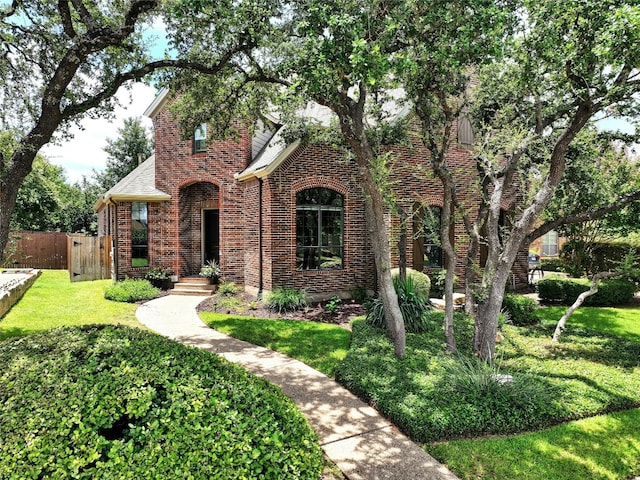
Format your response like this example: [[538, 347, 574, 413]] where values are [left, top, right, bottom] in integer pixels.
[[423, 206, 443, 268], [541, 230, 559, 256], [296, 188, 343, 270], [194, 123, 206, 153], [131, 202, 148, 267]]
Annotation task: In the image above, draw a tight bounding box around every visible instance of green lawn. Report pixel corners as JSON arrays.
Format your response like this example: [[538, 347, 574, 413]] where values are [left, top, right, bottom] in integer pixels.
[[0, 270, 140, 340], [537, 305, 640, 343], [426, 305, 640, 480], [199, 312, 351, 376], [428, 408, 640, 480]]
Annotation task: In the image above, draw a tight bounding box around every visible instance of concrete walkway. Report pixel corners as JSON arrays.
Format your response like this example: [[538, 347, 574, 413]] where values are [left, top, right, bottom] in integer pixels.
[[136, 295, 458, 480]]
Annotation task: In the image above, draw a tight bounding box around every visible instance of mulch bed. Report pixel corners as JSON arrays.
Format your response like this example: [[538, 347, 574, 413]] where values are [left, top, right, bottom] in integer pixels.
[[196, 291, 366, 329]]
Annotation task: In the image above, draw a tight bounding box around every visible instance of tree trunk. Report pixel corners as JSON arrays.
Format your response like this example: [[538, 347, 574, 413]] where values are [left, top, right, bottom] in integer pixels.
[[473, 266, 511, 362], [440, 187, 457, 353], [552, 272, 616, 343]]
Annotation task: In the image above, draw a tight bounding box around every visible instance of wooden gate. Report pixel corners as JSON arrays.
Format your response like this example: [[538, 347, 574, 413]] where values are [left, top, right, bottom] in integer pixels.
[[67, 235, 112, 282], [6, 231, 68, 269]]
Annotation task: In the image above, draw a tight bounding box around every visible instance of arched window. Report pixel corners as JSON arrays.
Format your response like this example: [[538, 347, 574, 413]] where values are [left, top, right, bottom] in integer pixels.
[[296, 188, 344, 270], [423, 206, 443, 268], [413, 204, 444, 270]]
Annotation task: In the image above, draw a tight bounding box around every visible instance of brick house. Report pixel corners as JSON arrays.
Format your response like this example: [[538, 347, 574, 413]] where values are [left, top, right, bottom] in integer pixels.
[[96, 90, 529, 300]]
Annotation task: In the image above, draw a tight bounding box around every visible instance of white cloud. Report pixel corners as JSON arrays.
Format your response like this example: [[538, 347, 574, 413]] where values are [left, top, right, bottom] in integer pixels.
[[42, 82, 157, 184]]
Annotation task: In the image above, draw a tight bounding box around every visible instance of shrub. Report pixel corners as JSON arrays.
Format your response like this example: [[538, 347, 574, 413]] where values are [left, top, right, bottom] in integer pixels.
[[366, 274, 434, 333], [0, 326, 323, 479], [104, 278, 159, 302], [218, 281, 242, 295], [391, 268, 431, 299], [429, 269, 458, 298], [501, 294, 539, 326], [266, 287, 308, 313], [537, 276, 637, 306], [540, 257, 564, 272]]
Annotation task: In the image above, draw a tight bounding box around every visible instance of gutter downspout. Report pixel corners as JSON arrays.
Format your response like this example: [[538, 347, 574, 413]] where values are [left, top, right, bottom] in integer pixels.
[[258, 178, 263, 297]]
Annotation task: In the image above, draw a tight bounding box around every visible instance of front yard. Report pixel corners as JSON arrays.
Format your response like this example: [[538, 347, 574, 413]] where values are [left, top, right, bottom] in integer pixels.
[[2, 272, 639, 479]]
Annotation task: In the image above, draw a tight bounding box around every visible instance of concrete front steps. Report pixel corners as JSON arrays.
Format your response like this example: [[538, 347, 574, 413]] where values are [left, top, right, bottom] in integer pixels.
[[170, 277, 217, 296]]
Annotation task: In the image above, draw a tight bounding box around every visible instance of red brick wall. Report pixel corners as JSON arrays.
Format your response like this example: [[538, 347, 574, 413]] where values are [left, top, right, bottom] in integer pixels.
[[106, 99, 528, 294]]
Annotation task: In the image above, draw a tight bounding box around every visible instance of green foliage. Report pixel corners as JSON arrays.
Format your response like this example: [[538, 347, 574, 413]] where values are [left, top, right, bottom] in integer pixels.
[[198, 260, 221, 280], [265, 287, 308, 314], [540, 257, 565, 272], [324, 295, 342, 314], [537, 276, 637, 306], [94, 117, 154, 191], [391, 268, 431, 299], [218, 281, 242, 295], [366, 274, 434, 333], [144, 266, 172, 280], [336, 315, 640, 443], [104, 279, 160, 303], [0, 326, 323, 479], [561, 240, 640, 278], [428, 269, 457, 299], [501, 294, 539, 326]]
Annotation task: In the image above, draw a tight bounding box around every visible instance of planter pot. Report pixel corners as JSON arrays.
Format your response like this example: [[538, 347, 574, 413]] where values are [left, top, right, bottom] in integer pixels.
[[209, 277, 220, 285]]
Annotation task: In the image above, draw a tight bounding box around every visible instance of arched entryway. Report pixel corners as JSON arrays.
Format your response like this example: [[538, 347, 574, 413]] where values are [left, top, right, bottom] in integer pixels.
[[178, 181, 220, 277]]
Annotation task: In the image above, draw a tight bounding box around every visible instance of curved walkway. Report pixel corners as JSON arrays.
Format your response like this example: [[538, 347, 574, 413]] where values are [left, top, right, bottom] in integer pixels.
[[136, 295, 458, 480]]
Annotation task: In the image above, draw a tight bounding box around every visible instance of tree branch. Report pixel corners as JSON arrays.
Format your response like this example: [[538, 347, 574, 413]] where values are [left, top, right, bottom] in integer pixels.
[[57, 0, 76, 38], [526, 188, 640, 243]]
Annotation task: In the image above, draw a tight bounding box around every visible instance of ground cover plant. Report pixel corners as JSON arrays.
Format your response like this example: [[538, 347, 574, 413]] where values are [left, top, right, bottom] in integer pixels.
[[0, 270, 139, 341], [335, 314, 640, 443], [199, 312, 351, 376], [0, 325, 323, 479]]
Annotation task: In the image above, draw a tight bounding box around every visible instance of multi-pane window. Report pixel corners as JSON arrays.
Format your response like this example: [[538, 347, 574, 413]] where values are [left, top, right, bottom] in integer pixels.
[[423, 206, 443, 268], [541, 230, 559, 256], [296, 188, 343, 270], [193, 123, 207, 153], [131, 202, 148, 267]]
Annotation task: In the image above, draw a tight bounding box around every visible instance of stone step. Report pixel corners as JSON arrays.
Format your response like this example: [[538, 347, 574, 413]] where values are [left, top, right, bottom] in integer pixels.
[[169, 279, 218, 296]]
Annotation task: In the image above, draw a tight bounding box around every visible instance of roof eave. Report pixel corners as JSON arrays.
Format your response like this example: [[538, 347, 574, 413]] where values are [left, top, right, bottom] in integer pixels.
[[143, 88, 170, 119], [235, 139, 301, 182], [94, 192, 172, 212]]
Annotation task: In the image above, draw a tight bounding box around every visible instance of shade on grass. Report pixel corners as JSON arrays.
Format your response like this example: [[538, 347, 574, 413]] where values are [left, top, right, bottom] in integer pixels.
[[0, 270, 139, 341], [537, 306, 640, 343], [428, 408, 640, 480], [199, 312, 351, 376]]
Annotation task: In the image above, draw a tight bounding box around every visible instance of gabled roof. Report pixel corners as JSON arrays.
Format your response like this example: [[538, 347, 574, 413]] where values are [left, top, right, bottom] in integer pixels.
[[235, 98, 411, 182], [94, 155, 171, 211]]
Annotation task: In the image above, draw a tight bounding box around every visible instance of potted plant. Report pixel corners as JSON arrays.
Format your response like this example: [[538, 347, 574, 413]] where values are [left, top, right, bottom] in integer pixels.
[[145, 266, 174, 290], [199, 260, 221, 284]]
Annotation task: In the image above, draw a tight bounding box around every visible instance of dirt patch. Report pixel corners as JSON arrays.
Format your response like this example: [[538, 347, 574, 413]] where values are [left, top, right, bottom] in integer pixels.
[[196, 291, 366, 330]]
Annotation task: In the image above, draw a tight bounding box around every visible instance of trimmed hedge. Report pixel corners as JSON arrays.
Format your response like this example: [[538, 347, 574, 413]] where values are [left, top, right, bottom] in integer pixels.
[[501, 294, 539, 326], [0, 326, 322, 479], [104, 278, 160, 303], [537, 276, 637, 306], [390, 268, 431, 299]]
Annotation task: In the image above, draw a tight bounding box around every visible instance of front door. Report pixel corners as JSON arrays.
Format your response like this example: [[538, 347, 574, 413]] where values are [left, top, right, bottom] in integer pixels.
[[203, 209, 219, 263]]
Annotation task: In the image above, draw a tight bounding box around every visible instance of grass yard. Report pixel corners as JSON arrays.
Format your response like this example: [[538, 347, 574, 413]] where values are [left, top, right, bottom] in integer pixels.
[[537, 305, 640, 343], [199, 312, 351, 376], [428, 408, 640, 480], [200, 305, 640, 480], [0, 270, 140, 341]]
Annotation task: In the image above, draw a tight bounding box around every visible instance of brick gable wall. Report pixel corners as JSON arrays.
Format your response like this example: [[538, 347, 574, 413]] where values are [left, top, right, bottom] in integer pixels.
[[105, 100, 528, 295]]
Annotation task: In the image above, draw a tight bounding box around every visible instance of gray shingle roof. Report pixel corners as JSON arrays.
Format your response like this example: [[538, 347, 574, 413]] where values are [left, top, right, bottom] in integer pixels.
[[94, 155, 170, 210]]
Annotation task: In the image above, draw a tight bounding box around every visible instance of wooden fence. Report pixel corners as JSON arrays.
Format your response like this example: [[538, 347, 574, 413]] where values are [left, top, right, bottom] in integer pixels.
[[67, 235, 112, 282], [5, 231, 68, 269]]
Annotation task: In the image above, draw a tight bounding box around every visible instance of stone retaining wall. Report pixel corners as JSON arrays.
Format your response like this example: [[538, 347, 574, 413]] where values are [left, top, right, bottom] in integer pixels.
[[0, 269, 41, 319]]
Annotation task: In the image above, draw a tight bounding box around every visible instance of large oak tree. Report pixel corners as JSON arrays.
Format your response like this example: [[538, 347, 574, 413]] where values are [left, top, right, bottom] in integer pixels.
[[0, 0, 276, 262]]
